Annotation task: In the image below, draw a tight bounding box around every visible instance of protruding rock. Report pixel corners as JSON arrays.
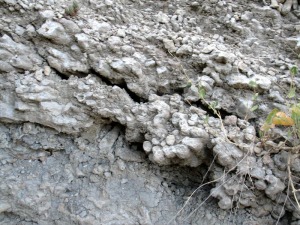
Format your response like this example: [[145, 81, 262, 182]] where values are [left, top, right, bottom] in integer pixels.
[[176, 44, 192, 55], [163, 39, 177, 53], [37, 20, 71, 45]]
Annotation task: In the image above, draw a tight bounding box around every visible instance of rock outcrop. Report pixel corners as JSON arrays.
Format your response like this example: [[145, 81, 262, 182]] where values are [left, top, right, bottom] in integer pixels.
[[0, 0, 300, 224]]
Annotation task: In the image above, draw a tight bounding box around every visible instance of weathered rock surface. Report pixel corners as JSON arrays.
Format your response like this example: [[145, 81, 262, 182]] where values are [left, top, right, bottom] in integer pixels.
[[0, 0, 300, 224]]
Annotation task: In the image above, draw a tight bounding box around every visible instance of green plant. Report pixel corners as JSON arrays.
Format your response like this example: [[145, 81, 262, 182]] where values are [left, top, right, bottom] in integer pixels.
[[198, 85, 219, 115], [260, 105, 300, 214], [261, 66, 299, 136], [260, 65, 300, 215], [189, 65, 300, 222], [198, 85, 229, 139], [166, 52, 300, 223], [248, 80, 259, 112], [243, 80, 260, 121], [287, 65, 298, 99], [65, 1, 79, 17], [291, 103, 300, 139]]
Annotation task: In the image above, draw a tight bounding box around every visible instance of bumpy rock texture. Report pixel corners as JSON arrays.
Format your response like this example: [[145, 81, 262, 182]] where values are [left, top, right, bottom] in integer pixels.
[[1, 0, 300, 224]]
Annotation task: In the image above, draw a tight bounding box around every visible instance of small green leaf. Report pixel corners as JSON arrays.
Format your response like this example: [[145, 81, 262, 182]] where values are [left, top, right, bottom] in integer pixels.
[[265, 108, 279, 125], [259, 130, 265, 138], [185, 82, 192, 88], [252, 93, 259, 101], [65, 8, 70, 14], [65, 1, 79, 16], [291, 104, 300, 126], [209, 101, 218, 110], [250, 105, 259, 112], [249, 80, 258, 89], [198, 86, 206, 99], [204, 115, 209, 124], [291, 103, 300, 113], [287, 87, 296, 99], [73, 1, 79, 10], [290, 66, 298, 77], [287, 129, 293, 138]]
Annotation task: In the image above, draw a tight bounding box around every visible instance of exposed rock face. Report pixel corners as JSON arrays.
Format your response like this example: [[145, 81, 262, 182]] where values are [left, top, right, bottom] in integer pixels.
[[0, 0, 300, 224]]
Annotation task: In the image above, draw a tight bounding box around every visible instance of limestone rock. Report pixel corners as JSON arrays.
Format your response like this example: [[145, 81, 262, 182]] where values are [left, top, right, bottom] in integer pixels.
[[37, 20, 71, 45], [47, 48, 89, 75], [0, 0, 299, 224]]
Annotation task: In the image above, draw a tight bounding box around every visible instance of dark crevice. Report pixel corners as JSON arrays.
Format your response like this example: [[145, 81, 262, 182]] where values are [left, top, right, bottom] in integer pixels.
[[50, 68, 70, 80], [156, 87, 185, 97], [0, 31, 13, 39], [72, 70, 91, 78], [248, 118, 262, 139], [89, 68, 147, 103], [117, 82, 147, 103], [50, 66, 91, 80], [129, 141, 145, 152], [49, 65, 147, 102], [171, 87, 185, 96], [279, 210, 293, 225], [190, 62, 207, 74], [155, 85, 233, 120], [194, 99, 232, 119], [0, 212, 39, 224], [45, 149, 53, 156], [109, 121, 147, 155]]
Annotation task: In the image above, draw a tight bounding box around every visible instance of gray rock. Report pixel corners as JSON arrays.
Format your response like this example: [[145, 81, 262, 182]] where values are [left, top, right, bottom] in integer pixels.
[[89, 19, 111, 33], [143, 141, 152, 153], [202, 44, 215, 54], [152, 145, 167, 164], [60, 18, 81, 33], [281, 0, 293, 15], [47, 48, 89, 75], [215, 51, 236, 64], [39, 10, 55, 19], [0, 34, 42, 71], [213, 141, 244, 169], [94, 59, 112, 78], [156, 66, 168, 75], [37, 20, 71, 45], [0, 0, 298, 223], [176, 44, 192, 55], [117, 29, 126, 37], [211, 186, 232, 209], [182, 137, 205, 153], [75, 33, 90, 50], [173, 144, 192, 159], [110, 57, 143, 77], [0, 60, 14, 72], [163, 38, 177, 53], [157, 12, 169, 24], [165, 135, 176, 145], [224, 115, 238, 126], [226, 74, 272, 90], [265, 175, 285, 196]]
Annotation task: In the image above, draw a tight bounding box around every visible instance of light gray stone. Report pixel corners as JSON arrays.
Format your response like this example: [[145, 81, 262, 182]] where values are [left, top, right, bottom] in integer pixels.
[[143, 141, 152, 153], [37, 20, 71, 45], [176, 44, 192, 55], [165, 135, 176, 145], [202, 44, 215, 54], [47, 48, 89, 75], [163, 39, 177, 53], [157, 12, 169, 24], [39, 10, 55, 19]]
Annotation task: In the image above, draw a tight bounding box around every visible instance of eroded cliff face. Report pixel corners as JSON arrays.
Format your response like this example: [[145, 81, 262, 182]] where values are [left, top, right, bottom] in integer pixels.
[[0, 0, 300, 224]]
